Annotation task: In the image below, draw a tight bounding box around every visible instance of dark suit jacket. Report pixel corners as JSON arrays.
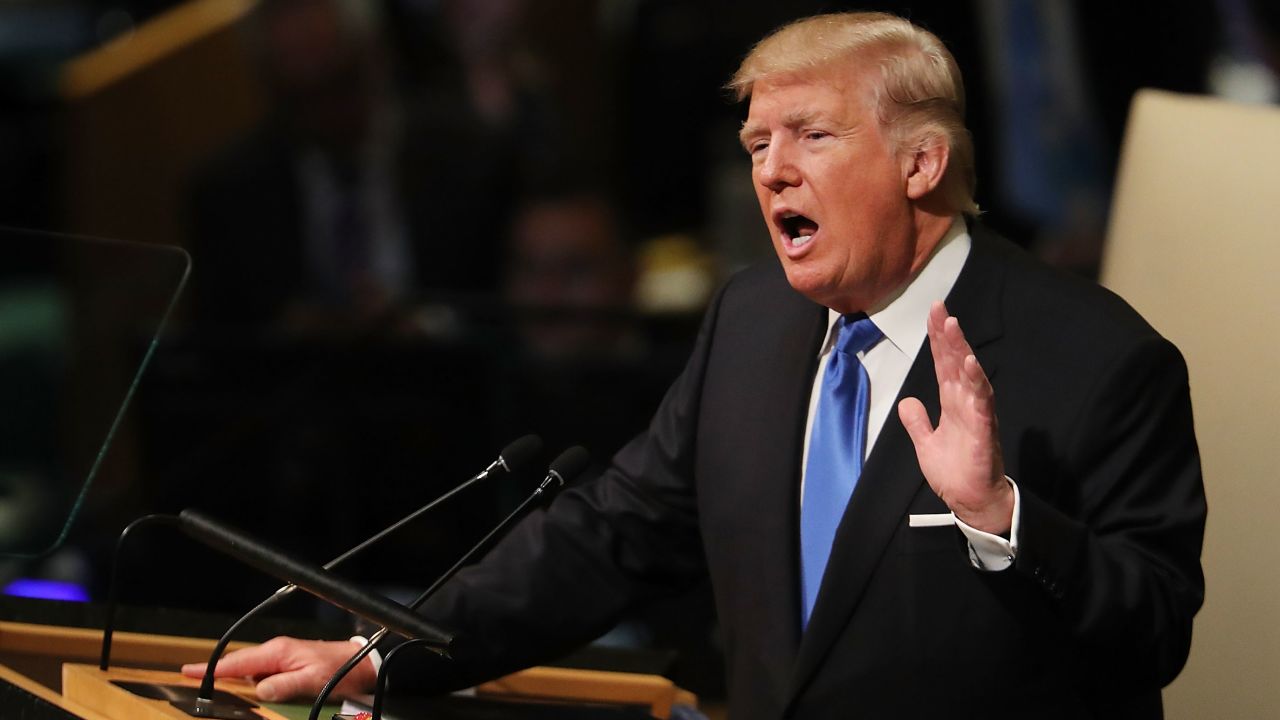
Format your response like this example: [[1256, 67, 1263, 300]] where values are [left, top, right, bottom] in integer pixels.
[[403, 226, 1205, 719]]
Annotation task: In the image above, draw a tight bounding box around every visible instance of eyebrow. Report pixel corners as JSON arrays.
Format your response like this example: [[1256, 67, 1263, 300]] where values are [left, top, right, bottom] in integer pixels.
[[738, 121, 766, 149], [738, 110, 826, 149]]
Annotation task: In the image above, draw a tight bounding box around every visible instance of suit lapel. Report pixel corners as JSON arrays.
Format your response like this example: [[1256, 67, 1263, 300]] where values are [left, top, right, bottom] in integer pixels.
[[785, 229, 1008, 701], [752, 294, 829, 672]]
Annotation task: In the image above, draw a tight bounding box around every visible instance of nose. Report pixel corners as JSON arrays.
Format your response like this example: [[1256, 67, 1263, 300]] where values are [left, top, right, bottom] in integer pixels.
[[756, 138, 800, 193]]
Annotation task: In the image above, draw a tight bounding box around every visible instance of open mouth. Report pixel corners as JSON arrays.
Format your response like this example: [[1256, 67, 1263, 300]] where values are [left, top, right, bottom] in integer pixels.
[[779, 212, 820, 247]]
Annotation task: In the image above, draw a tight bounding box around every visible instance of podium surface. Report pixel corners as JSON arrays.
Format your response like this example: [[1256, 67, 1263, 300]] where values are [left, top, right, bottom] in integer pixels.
[[0, 619, 253, 720], [2, 619, 696, 719], [62, 664, 287, 720]]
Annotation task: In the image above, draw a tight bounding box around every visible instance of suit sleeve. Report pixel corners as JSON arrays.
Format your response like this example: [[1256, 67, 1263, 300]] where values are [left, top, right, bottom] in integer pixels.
[[380, 276, 733, 693], [1013, 334, 1206, 690]]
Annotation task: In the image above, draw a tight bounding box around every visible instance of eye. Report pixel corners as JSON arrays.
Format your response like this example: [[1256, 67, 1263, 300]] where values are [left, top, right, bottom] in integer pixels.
[[747, 140, 769, 156], [803, 130, 829, 141]]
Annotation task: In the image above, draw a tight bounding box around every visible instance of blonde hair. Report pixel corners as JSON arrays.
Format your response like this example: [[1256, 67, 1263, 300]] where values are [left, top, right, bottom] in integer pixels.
[[729, 12, 978, 216]]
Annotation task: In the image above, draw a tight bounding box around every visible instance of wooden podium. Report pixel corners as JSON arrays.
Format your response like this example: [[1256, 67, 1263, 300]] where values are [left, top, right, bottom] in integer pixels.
[[0, 619, 261, 720], [61, 664, 286, 720], [1, 620, 696, 719], [0, 661, 113, 720]]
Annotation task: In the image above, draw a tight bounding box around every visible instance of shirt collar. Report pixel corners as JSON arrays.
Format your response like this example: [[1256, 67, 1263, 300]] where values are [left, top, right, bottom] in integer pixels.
[[818, 216, 972, 359]]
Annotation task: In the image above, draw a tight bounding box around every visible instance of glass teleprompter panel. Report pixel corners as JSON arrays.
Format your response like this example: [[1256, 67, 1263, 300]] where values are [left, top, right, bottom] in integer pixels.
[[0, 227, 188, 561]]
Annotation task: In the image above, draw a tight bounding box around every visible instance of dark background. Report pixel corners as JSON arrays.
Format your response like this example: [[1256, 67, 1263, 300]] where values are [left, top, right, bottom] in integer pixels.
[[1, 0, 1276, 700]]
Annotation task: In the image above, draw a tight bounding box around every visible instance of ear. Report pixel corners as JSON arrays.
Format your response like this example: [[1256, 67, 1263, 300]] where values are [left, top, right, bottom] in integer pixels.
[[903, 136, 950, 201]]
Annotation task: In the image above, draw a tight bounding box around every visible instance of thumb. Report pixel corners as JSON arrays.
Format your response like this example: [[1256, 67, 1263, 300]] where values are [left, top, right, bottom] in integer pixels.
[[898, 397, 934, 450]]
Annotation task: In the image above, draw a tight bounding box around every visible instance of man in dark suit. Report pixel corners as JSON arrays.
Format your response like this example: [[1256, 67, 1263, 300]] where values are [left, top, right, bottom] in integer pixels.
[[186, 12, 1205, 717]]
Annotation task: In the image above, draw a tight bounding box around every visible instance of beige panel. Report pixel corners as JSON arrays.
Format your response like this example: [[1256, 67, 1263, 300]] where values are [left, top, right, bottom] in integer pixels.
[[1100, 89, 1280, 718]]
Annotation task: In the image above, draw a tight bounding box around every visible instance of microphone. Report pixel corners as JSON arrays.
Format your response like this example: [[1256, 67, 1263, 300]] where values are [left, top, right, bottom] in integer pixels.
[[495, 434, 544, 474], [306, 446, 591, 720], [182, 435, 540, 711], [544, 446, 589, 490], [175, 510, 455, 648]]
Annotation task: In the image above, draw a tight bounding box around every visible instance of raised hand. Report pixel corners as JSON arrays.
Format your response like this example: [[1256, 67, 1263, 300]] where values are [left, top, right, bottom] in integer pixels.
[[897, 301, 1013, 534], [180, 636, 376, 703]]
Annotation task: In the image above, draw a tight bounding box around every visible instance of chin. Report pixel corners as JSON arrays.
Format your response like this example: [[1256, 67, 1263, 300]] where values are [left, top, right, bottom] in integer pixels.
[[781, 264, 836, 306]]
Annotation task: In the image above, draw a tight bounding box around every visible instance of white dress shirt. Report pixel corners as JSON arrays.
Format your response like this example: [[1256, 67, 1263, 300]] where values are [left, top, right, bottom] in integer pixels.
[[799, 217, 1019, 571]]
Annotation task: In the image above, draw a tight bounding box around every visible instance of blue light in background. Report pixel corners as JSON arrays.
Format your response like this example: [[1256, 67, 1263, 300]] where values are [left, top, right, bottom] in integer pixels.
[[3, 578, 90, 602]]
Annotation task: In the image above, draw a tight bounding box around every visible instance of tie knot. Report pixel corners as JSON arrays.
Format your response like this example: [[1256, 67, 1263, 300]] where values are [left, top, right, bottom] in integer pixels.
[[835, 314, 882, 356]]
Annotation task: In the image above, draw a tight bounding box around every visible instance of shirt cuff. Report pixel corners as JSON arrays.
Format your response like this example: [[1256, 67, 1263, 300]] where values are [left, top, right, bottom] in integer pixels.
[[954, 477, 1020, 572], [349, 635, 383, 674]]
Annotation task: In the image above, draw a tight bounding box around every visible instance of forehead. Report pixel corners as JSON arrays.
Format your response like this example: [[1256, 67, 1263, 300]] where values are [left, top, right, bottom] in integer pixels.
[[743, 65, 876, 128]]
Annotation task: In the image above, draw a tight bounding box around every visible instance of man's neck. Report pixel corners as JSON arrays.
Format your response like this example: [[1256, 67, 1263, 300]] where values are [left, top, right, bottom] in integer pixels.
[[861, 214, 964, 316], [907, 208, 959, 277]]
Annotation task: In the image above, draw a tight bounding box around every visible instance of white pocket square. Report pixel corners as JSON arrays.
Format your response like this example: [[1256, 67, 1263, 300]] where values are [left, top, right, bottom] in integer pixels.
[[908, 513, 956, 528]]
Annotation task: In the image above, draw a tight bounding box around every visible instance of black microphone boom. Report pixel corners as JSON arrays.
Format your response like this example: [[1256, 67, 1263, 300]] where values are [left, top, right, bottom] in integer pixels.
[[176, 509, 455, 650]]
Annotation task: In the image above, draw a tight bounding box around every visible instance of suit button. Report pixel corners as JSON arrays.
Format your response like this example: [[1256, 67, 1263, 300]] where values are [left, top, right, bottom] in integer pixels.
[[1033, 566, 1043, 577]]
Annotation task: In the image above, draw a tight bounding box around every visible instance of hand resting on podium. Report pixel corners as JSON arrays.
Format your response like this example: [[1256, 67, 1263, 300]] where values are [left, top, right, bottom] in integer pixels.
[[181, 636, 375, 703]]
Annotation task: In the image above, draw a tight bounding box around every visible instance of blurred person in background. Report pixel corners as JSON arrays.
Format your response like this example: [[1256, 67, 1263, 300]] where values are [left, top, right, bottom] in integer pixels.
[[189, 0, 421, 335], [503, 190, 638, 362], [188, 0, 564, 337]]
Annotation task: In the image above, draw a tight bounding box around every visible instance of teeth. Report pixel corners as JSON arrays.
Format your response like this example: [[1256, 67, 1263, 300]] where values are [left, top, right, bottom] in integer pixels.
[[792, 234, 813, 247]]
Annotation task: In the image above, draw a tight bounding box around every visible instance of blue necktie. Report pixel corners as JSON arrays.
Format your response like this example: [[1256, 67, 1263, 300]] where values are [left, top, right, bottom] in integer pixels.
[[800, 314, 882, 629]]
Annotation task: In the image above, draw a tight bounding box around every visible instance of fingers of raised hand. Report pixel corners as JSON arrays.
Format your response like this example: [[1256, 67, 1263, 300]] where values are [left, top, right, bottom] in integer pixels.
[[942, 312, 976, 370], [926, 302, 952, 377], [963, 354, 996, 422], [946, 316, 973, 361], [927, 302, 976, 383], [927, 304, 990, 412]]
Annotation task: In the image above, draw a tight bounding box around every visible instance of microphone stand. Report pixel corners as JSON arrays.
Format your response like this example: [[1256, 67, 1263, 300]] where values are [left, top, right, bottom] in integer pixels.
[[370, 638, 437, 720], [190, 436, 539, 710], [99, 514, 178, 670], [306, 448, 586, 720]]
